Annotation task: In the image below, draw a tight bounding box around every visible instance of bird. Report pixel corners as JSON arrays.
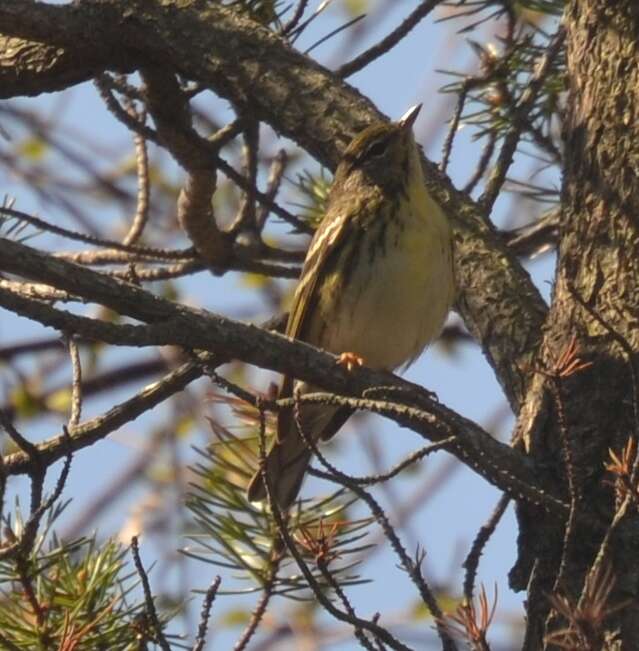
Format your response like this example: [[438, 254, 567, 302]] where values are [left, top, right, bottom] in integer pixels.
[[247, 105, 455, 508]]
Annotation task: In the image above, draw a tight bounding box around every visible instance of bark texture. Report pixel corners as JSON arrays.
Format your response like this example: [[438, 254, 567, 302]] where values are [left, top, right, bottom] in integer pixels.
[[517, 2, 639, 648]]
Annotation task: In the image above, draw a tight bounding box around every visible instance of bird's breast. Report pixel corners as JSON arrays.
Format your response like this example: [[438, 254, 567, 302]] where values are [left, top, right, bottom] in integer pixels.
[[314, 192, 454, 370]]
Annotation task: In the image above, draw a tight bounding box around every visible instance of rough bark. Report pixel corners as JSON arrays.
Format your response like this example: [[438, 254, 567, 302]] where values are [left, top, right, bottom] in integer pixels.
[[516, 2, 639, 648]]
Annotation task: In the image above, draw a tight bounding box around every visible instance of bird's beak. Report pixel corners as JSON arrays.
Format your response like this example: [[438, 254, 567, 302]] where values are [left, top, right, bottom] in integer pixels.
[[397, 104, 422, 131]]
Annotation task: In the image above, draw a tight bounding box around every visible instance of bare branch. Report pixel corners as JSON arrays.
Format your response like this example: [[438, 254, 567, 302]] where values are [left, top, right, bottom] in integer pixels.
[[337, 0, 443, 78]]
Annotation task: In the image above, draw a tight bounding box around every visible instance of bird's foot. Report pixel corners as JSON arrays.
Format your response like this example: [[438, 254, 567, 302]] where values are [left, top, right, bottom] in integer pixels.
[[336, 352, 364, 372]]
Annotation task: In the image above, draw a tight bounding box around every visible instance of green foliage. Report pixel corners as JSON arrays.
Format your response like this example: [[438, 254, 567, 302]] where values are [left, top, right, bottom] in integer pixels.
[[439, 4, 565, 202], [0, 501, 171, 650], [289, 169, 332, 229], [184, 410, 374, 600]]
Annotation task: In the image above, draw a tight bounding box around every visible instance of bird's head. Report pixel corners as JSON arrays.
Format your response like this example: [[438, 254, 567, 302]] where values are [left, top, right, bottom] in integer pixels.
[[333, 105, 422, 196]]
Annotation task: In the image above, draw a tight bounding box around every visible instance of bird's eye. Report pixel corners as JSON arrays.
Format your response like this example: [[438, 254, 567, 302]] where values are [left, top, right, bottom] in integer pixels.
[[364, 139, 389, 159]]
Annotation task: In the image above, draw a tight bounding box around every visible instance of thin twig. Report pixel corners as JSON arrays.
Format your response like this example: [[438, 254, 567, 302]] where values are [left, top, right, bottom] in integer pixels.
[[501, 207, 560, 258], [462, 494, 509, 602], [338, 0, 442, 78], [316, 558, 379, 651], [4, 361, 204, 477], [0, 205, 194, 260], [122, 107, 151, 246], [280, 0, 310, 36], [131, 535, 171, 651], [478, 27, 565, 213], [291, 392, 457, 651], [230, 120, 260, 235], [256, 406, 413, 651], [547, 376, 578, 594], [192, 576, 222, 651], [441, 82, 469, 173], [233, 555, 279, 651], [310, 467, 457, 648], [66, 336, 82, 428], [94, 73, 160, 142], [305, 14, 366, 56], [285, 392, 567, 516], [256, 149, 288, 233], [464, 130, 496, 196], [346, 438, 457, 486], [0, 410, 39, 459], [97, 74, 310, 234]]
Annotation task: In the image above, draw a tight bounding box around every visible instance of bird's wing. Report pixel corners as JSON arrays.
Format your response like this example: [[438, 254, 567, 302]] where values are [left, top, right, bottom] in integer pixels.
[[285, 207, 353, 341], [276, 206, 354, 441]]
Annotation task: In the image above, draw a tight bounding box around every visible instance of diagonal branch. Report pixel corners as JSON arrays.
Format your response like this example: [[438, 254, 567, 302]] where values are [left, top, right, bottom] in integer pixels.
[[0, 238, 557, 508]]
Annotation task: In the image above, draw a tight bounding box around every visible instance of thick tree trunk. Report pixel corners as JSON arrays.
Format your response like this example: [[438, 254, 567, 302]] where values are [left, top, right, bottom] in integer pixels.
[[518, 2, 639, 648]]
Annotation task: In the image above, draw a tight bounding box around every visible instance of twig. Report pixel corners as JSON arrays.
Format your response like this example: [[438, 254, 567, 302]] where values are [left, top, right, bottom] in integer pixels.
[[15, 555, 45, 627], [535, 335, 591, 600], [464, 130, 496, 196], [0, 409, 39, 460], [0, 427, 73, 560], [0, 336, 67, 361], [141, 68, 231, 267], [310, 469, 457, 650], [345, 438, 457, 486], [4, 361, 204, 477], [501, 207, 560, 258], [256, 406, 413, 651], [305, 14, 366, 56], [337, 0, 442, 78], [106, 258, 299, 281], [291, 392, 456, 651], [441, 82, 469, 173], [316, 558, 379, 651], [192, 576, 222, 651], [547, 376, 577, 593], [208, 117, 245, 149], [66, 336, 82, 428], [288, 0, 336, 44], [122, 106, 151, 246], [462, 494, 509, 602], [286, 392, 567, 516], [95, 73, 158, 142], [478, 27, 565, 213], [230, 120, 260, 235], [233, 557, 279, 651], [98, 74, 309, 234], [0, 205, 194, 260], [256, 149, 288, 233], [232, 469, 281, 651], [280, 0, 310, 36], [131, 535, 171, 651]]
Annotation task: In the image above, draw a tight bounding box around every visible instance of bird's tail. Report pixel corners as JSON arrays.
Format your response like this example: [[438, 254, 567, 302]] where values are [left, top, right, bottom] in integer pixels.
[[246, 402, 350, 509]]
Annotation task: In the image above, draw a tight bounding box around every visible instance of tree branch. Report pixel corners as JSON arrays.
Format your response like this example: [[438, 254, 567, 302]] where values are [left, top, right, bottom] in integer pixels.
[[0, 0, 547, 410], [0, 238, 557, 509]]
